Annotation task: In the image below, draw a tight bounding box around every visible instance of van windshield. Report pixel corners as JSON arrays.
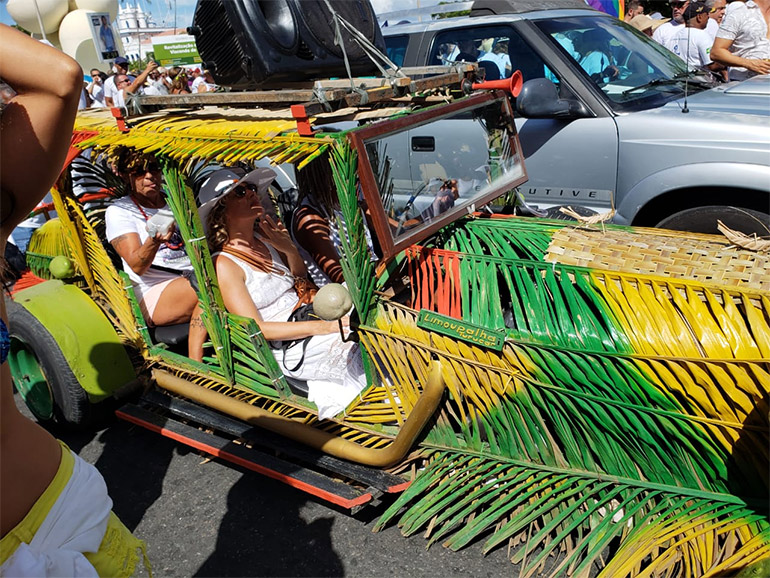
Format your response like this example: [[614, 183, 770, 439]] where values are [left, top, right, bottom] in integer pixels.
[[534, 16, 715, 111]]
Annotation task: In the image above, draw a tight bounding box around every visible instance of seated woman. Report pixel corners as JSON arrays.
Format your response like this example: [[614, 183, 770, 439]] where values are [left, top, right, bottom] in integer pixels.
[[201, 168, 367, 419], [291, 152, 346, 286], [104, 148, 205, 354]]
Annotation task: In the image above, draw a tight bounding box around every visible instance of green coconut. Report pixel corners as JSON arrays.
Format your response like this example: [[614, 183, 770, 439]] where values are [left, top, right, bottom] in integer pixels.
[[49, 255, 75, 279], [313, 283, 353, 320]]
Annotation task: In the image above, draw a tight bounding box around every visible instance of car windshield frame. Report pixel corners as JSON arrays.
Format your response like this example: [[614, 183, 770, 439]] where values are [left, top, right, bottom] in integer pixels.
[[349, 91, 528, 261], [532, 15, 713, 112]]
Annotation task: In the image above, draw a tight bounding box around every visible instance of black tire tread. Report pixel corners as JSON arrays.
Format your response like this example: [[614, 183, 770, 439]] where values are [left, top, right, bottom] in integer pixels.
[[6, 298, 91, 429]]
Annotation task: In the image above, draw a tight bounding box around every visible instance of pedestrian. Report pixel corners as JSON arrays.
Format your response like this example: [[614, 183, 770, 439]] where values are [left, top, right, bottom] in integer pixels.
[[0, 23, 150, 577], [624, 0, 646, 21], [670, 2, 726, 72], [87, 68, 106, 107], [653, 0, 691, 49], [192, 69, 217, 93], [705, 0, 728, 38], [630, 14, 671, 36], [711, 0, 770, 80], [103, 56, 133, 107]]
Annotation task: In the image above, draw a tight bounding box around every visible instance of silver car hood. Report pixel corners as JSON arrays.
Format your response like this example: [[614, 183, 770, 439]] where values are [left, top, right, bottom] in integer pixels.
[[658, 75, 770, 117]]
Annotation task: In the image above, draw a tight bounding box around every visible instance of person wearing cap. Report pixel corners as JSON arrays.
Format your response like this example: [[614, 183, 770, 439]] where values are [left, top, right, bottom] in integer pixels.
[[653, 0, 691, 50], [198, 168, 367, 418], [711, 0, 770, 80], [103, 56, 133, 107], [670, 2, 726, 71], [630, 14, 671, 36], [705, 0, 727, 38], [104, 148, 206, 359]]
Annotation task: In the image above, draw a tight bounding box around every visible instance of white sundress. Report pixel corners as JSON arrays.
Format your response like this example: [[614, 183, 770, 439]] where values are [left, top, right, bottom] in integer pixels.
[[215, 242, 367, 419]]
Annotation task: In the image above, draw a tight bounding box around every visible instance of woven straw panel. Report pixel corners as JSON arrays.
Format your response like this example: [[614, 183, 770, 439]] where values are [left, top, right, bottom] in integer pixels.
[[545, 226, 770, 292]]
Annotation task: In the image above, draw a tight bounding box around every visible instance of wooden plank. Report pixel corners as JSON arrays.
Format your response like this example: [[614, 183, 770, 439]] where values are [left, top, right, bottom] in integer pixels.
[[134, 69, 472, 114]]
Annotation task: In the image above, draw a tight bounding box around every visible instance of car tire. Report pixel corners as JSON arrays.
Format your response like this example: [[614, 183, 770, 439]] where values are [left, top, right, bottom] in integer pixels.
[[656, 206, 770, 236], [6, 299, 93, 429]]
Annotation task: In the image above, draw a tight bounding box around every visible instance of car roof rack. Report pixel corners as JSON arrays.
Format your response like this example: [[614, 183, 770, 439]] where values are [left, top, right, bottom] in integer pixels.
[[135, 65, 477, 117]]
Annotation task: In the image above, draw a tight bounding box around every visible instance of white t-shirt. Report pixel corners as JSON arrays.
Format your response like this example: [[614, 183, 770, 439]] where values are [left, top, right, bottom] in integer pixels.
[[89, 81, 106, 107], [716, 0, 770, 78], [105, 196, 192, 300], [143, 79, 169, 96], [670, 26, 714, 67], [103, 74, 134, 105], [653, 21, 686, 51], [706, 18, 720, 40], [192, 76, 216, 92]]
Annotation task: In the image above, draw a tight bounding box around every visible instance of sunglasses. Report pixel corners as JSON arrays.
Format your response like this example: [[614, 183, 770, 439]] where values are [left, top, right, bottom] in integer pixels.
[[232, 183, 259, 197], [131, 164, 161, 175]]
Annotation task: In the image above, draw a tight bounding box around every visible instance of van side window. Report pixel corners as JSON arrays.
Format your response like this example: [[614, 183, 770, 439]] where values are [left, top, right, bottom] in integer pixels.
[[384, 35, 408, 68], [430, 27, 560, 84]]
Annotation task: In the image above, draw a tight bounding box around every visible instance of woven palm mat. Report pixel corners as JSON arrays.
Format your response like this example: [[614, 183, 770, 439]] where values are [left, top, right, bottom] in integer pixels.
[[545, 226, 770, 291]]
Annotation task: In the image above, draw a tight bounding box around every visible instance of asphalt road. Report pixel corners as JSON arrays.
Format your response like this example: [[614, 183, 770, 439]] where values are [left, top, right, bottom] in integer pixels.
[[16, 394, 512, 578]]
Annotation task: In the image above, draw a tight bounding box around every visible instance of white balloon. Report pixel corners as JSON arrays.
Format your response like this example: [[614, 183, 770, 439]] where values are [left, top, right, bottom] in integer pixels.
[[59, 9, 123, 73], [7, 0, 68, 35]]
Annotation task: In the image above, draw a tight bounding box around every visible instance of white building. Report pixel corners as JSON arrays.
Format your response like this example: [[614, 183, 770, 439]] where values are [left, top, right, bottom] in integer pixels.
[[117, 1, 175, 62]]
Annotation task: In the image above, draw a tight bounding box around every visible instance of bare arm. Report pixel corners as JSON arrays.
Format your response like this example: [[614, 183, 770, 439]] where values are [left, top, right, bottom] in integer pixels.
[[110, 229, 171, 276], [126, 61, 158, 95], [293, 205, 345, 284], [711, 37, 770, 75], [216, 256, 340, 341], [0, 24, 82, 233]]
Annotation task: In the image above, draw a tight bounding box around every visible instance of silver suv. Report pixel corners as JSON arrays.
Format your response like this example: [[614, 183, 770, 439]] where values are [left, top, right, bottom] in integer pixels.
[[383, 0, 770, 233]]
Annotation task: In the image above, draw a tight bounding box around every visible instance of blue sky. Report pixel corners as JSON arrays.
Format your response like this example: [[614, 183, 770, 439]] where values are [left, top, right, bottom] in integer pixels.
[[0, 0, 442, 29]]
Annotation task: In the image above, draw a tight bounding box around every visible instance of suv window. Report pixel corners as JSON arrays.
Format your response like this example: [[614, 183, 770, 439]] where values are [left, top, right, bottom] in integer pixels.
[[534, 16, 709, 111], [385, 34, 408, 68], [430, 26, 559, 84]]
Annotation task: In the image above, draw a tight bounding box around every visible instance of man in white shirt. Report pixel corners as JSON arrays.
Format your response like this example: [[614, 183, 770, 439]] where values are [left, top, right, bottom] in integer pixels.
[[670, 2, 725, 71], [711, 0, 770, 80], [705, 0, 727, 39], [653, 0, 691, 49], [103, 56, 132, 107], [112, 61, 158, 108]]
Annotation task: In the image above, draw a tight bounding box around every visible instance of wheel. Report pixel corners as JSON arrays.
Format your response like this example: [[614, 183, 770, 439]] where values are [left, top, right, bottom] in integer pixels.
[[656, 206, 770, 236], [6, 299, 92, 429]]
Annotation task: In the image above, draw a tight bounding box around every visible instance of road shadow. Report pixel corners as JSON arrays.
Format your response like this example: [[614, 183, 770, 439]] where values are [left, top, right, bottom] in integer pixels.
[[90, 420, 177, 532], [195, 466, 344, 578]]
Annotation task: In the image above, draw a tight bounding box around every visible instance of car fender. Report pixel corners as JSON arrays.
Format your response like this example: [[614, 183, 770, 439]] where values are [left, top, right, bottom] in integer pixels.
[[12, 280, 136, 402], [616, 162, 770, 225]]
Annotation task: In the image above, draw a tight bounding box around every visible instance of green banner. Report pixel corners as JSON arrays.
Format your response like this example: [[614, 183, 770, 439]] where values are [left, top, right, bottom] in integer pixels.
[[417, 311, 504, 351], [151, 35, 201, 66]]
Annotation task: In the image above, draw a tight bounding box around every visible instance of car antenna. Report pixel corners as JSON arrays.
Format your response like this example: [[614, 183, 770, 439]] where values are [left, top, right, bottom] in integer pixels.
[[682, 24, 691, 113]]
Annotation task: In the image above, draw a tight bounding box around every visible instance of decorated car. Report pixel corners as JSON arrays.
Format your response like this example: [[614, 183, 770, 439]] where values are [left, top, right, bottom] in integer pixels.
[[6, 64, 769, 577]]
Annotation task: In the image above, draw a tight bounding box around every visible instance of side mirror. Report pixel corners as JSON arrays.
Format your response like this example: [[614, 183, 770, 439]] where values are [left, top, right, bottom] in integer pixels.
[[516, 78, 587, 119]]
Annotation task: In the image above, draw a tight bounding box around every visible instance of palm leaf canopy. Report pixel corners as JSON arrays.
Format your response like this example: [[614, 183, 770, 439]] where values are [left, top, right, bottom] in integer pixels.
[[371, 216, 769, 577]]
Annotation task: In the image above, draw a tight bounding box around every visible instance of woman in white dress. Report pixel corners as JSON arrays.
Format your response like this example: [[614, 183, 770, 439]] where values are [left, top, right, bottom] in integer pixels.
[[202, 168, 367, 418]]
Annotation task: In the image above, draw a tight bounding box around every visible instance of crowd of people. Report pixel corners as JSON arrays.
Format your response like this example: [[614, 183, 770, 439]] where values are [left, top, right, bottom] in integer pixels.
[[628, 0, 770, 80], [79, 58, 219, 109]]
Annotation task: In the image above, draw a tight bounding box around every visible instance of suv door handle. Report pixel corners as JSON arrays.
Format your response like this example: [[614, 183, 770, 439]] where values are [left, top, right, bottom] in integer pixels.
[[411, 136, 435, 152]]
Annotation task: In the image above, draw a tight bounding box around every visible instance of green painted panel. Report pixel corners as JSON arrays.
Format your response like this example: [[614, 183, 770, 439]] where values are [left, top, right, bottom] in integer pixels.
[[417, 310, 505, 352], [13, 281, 136, 402]]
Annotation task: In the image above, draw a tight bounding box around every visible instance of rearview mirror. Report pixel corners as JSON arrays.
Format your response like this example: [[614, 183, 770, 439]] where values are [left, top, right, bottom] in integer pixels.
[[516, 79, 587, 119]]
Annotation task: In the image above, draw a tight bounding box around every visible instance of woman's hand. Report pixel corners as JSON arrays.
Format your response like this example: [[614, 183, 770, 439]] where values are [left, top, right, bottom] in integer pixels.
[[261, 215, 308, 277], [260, 215, 294, 253]]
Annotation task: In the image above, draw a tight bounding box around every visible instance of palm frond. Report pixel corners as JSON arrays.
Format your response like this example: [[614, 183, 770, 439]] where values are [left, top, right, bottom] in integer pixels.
[[374, 450, 770, 578]]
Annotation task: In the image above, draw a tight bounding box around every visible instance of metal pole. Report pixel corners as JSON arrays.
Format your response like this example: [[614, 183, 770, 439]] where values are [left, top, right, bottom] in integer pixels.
[[30, 0, 49, 42]]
